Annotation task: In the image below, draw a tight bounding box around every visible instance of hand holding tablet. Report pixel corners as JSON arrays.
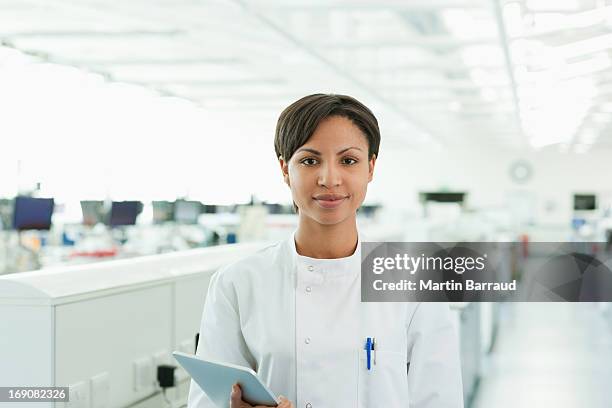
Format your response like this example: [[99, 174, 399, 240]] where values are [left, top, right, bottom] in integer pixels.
[[173, 351, 293, 408], [230, 383, 293, 408]]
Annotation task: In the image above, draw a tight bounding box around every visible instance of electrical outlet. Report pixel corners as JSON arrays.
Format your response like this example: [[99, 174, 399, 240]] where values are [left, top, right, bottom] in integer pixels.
[[65, 381, 90, 408], [133, 357, 154, 392], [90, 372, 110, 408]]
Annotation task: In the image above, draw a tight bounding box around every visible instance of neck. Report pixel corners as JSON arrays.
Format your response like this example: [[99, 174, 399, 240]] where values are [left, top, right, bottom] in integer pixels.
[[294, 215, 358, 259]]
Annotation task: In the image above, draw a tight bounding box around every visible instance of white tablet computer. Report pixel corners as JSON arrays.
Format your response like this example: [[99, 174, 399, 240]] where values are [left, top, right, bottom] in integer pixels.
[[173, 351, 278, 408]]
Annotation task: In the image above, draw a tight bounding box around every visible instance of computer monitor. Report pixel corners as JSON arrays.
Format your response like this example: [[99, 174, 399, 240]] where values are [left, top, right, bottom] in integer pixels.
[[420, 192, 466, 204], [263, 203, 283, 214], [574, 194, 596, 211], [359, 204, 381, 217], [202, 204, 217, 214], [174, 200, 201, 224], [152, 201, 175, 224], [13, 196, 55, 231], [109, 201, 142, 227], [80, 200, 105, 226]]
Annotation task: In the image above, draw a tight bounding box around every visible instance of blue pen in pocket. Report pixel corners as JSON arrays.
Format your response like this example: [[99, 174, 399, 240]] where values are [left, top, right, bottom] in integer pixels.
[[365, 337, 372, 370]]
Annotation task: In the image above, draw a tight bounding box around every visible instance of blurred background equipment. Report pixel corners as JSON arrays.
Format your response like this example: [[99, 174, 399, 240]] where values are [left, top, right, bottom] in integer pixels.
[[80, 200, 106, 227], [574, 194, 597, 211], [174, 200, 201, 225], [153, 200, 175, 224], [13, 196, 54, 231], [109, 201, 142, 227]]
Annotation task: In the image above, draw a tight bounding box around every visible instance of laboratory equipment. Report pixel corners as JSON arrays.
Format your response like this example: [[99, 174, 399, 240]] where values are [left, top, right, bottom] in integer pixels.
[[174, 200, 201, 225], [153, 201, 175, 224], [0, 198, 13, 230], [80, 200, 105, 226]]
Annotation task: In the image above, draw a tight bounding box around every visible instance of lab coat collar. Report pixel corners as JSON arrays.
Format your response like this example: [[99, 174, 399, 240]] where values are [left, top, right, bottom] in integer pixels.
[[288, 230, 362, 278]]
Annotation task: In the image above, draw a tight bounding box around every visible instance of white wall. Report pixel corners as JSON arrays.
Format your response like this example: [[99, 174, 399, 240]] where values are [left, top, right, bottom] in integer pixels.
[[368, 146, 612, 226]]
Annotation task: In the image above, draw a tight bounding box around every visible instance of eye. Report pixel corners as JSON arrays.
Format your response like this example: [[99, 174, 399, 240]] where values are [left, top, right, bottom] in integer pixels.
[[300, 157, 319, 166], [341, 157, 358, 165]]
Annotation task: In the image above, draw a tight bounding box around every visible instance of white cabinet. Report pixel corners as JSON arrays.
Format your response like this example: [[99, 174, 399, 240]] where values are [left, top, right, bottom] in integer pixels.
[[0, 243, 264, 408]]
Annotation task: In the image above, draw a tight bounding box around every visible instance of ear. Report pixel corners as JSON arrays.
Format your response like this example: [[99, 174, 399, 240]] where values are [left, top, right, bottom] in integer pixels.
[[368, 154, 377, 182], [279, 156, 290, 186]]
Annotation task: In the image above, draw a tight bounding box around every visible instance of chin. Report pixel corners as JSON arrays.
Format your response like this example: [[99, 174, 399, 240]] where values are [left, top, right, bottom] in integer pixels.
[[309, 209, 354, 226]]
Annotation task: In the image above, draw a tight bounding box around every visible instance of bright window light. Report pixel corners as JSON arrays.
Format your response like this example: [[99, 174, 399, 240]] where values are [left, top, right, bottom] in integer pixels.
[[0, 45, 276, 204]]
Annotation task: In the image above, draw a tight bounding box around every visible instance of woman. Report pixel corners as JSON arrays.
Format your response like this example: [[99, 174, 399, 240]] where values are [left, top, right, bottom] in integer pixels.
[[188, 94, 463, 408]]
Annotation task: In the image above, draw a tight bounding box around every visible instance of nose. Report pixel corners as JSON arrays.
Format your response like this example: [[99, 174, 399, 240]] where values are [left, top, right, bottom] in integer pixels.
[[317, 162, 342, 188]]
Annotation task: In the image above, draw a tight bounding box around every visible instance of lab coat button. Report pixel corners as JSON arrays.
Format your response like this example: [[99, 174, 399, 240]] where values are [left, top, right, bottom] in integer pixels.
[[307, 265, 314, 271], [306, 286, 312, 293], [305, 337, 311, 344], [306, 403, 312, 408]]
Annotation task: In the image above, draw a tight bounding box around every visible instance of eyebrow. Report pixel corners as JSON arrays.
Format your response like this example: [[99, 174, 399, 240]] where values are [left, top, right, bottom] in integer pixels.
[[296, 146, 364, 155]]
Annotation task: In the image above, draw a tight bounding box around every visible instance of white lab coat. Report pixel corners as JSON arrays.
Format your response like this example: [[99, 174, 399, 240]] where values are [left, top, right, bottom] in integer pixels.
[[188, 233, 463, 408]]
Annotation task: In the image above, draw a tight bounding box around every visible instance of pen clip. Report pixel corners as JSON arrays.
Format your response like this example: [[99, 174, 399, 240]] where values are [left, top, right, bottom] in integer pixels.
[[372, 337, 376, 366]]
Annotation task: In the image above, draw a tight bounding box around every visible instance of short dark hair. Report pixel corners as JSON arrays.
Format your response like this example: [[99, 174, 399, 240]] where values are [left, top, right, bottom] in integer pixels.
[[274, 94, 380, 161]]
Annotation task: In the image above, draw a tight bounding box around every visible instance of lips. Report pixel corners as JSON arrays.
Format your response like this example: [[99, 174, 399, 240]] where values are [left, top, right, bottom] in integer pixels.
[[313, 193, 349, 209]]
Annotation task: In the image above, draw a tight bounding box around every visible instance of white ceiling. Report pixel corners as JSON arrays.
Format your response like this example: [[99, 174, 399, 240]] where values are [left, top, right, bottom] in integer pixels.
[[1, 0, 612, 151]]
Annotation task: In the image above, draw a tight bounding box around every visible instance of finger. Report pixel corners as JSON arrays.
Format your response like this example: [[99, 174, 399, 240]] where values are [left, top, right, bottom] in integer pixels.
[[230, 384, 242, 407]]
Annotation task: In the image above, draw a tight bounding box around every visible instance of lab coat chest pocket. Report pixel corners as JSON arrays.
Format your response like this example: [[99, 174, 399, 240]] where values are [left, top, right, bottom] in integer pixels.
[[358, 350, 408, 408]]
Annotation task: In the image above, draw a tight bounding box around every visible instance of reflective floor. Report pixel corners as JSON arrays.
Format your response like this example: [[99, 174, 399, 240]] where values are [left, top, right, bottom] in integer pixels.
[[472, 303, 612, 407]]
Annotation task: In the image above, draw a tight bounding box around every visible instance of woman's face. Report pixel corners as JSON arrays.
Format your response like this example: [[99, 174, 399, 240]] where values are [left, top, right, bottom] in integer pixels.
[[279, 115, 376, 226]]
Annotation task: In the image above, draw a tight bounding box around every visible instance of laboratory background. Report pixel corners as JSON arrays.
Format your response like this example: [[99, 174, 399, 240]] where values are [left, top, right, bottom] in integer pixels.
[[2, 0, 612, 407]]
